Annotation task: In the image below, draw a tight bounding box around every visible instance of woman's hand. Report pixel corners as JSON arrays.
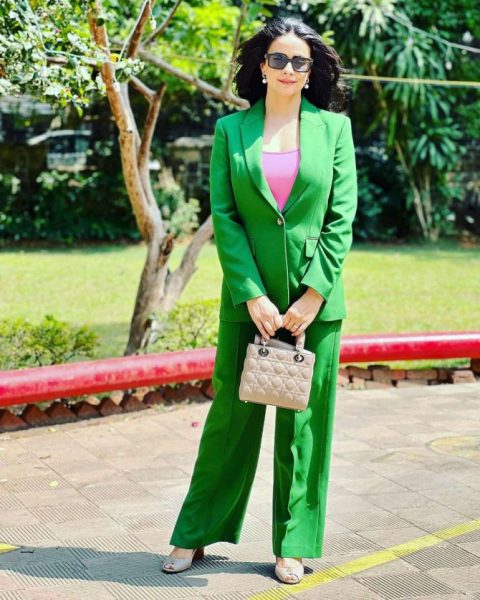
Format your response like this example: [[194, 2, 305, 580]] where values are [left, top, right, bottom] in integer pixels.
[[246, 295, 284, 340], [283, 287, 325, 336]]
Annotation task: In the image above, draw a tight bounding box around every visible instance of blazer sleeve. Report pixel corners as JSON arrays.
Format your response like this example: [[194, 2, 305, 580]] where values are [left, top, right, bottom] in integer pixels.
[[300, 115, 358, 302], [210, 118, 268, 307]]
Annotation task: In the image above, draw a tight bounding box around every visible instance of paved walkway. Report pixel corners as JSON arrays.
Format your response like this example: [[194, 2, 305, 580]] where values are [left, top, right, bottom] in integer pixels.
[[1, 382, 480, 599]]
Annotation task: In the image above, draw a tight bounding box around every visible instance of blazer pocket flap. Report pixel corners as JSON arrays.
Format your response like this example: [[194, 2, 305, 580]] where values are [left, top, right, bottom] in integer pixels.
[[305, 237, 318, 258]]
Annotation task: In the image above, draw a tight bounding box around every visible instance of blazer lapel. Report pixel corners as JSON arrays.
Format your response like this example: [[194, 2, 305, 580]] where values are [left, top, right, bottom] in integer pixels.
[[240, 94, 326, 215]]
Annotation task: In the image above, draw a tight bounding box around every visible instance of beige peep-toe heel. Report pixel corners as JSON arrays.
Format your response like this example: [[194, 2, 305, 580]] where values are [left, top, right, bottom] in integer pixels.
[[275, 557, 304, 584], [161, 546, 205, 573]]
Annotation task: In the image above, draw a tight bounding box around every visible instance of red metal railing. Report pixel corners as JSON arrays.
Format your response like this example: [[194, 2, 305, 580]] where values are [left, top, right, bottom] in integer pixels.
[[340, 331, 480, 362], [0, 331, 479, 408]]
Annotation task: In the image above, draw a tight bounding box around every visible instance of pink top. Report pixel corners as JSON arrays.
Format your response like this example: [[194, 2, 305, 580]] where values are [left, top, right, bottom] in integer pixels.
[[261, 148, 300, 211]]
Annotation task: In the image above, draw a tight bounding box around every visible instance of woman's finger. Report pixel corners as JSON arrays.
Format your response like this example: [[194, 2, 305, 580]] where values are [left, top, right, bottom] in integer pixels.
[[294, 321, 308, 336], [263, 319, 276, 336], [256, 321, 270, 340]]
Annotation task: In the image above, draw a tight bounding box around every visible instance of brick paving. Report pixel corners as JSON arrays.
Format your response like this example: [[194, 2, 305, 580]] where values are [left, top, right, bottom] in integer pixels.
[[1, 382, 479, 599]]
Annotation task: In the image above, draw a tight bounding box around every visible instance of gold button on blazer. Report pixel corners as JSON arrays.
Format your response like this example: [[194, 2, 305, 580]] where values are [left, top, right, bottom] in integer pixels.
[[210, 94, 358, 322]]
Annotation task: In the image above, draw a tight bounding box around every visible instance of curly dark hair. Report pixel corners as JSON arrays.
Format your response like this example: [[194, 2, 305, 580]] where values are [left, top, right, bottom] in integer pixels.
[[233, 16, 348, 112]]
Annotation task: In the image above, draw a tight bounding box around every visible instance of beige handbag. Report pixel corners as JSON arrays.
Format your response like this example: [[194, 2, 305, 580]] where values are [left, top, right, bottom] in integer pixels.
[[239, 315, 316, 412]]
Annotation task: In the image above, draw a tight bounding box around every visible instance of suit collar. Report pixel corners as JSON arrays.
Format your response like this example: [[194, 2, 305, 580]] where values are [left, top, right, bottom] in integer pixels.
[[240, 94, 326, 215]]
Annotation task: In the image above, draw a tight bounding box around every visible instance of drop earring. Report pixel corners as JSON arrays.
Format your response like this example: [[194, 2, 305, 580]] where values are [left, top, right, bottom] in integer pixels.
[[262, 73, 267, 84], [304, 79, 309, 89]]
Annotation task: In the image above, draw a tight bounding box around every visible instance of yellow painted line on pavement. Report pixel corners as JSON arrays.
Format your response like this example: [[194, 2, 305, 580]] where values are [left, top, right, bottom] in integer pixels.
[[246, 517, 480, 599], [0, 543, 19, 554]]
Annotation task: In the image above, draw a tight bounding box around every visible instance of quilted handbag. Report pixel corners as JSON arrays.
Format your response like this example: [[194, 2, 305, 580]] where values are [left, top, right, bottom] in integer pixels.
[[238, 315, 316, 412]]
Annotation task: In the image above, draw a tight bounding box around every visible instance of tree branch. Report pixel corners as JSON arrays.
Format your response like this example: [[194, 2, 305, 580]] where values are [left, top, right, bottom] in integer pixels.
[[130, 75, 155, 102], [126, 0, 155, 59], [89, 1, 111, 58], [111, 39, 247, 108], [162, 215, 214, 310], [223, 1, 247, 96], [46, 54, 97, 68], [138, 83, 166, 177], [120, 81, 141, 152], [143, 0, 183, 47]]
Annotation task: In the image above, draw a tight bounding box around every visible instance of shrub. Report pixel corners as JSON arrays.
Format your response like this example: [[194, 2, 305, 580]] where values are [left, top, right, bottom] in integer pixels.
[[0, 314, 98, 369], [0, 165, 200, 244], [150, 299, 220, 352]]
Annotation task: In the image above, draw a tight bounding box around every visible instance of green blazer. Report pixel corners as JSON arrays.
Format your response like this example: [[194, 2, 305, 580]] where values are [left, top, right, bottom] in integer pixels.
[[209, 94, 357, 323]]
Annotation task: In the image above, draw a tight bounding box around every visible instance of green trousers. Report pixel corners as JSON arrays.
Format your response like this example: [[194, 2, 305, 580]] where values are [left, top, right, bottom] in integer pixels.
[[169, 318, 343, 558]]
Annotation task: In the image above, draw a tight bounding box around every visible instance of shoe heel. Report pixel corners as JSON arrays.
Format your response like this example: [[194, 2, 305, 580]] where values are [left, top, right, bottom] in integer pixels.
[[161, 546, 205, 573]]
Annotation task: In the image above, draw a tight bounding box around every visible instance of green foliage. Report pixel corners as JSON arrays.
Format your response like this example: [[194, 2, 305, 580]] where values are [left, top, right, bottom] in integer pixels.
[[307, 0, 479, 239], [0, 314, 98, 369], [154, 184, 201, 241], [354, 161, 403, 241], [0, 0, 143, 113], [0, 0, 277, 110], [151, 299, 220, 352], [408, 117, 464, 170], [0, 161, 200, 243], [0, 0, 279, 112], [135, 0, 274, 96], [0, 168, 137, 243]]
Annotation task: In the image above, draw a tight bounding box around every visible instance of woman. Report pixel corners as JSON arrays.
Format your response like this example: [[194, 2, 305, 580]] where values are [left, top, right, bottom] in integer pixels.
[[162, 15, 357, 585]]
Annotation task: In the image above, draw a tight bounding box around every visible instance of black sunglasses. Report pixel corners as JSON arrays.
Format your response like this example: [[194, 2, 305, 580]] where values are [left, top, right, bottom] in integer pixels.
[[264, 52, 313, 73]]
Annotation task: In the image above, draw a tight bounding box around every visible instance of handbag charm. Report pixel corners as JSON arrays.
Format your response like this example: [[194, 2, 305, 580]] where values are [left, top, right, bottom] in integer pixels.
[[239, 316, 316, 412]]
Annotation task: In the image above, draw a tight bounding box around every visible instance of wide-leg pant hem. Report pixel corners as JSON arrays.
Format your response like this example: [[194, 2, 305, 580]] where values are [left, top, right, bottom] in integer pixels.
[[169, 532, 241, 548], [273, 545, 324, 559]]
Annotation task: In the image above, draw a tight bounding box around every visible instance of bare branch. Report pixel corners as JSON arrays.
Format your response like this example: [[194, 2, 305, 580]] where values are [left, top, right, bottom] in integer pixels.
[[120, 81, 142, 151], [126, 0, 155, 59], [138, 83, 167, 176], [143, 0, 183, 47], [162, 215, 214, 311], [223, 1, 247, 95], [130, 76, 155, 102], [46, 54, 97, 68], [88, 1, 111, 58], [111, 39, 247, 108]]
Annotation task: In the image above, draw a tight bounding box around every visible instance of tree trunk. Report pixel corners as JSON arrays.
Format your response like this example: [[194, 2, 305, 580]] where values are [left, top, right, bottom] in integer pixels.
[[88, 1, 214, 357]]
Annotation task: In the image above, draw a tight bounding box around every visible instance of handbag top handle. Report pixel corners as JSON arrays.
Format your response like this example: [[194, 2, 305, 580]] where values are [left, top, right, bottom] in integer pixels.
[[260, 313, 306, 351]]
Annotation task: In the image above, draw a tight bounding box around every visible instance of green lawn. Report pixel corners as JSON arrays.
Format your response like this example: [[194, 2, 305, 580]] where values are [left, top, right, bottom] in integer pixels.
[[1, 239, 478, 369]]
